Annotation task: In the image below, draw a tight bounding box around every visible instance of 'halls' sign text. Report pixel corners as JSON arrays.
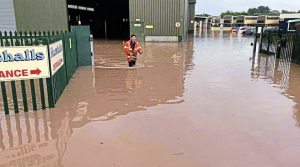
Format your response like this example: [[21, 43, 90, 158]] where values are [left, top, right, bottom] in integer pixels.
[[0, 46, 50, 81]]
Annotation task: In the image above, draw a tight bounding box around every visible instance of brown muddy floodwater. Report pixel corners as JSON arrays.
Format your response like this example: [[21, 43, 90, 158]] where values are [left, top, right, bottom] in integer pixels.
[[1, 31, 300, 167]]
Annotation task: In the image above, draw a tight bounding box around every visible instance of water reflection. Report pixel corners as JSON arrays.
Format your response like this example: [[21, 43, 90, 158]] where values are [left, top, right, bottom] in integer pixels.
[[48, 40, 195, 127], [184, 35, 195, 73], [1, 32, 300, 166], [0, 40, 196, 166], [251, 53, 300, 127], [0, 110, 71, 166], [0, 119, 4, 150]]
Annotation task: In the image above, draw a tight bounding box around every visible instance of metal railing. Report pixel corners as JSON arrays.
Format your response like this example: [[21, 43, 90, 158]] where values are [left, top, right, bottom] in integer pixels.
[[259, 30, 300, 65]]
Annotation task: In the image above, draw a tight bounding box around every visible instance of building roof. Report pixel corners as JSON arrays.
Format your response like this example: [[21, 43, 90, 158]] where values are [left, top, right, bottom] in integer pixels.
[[280, 13, 300, 19], [288, 19, 300, 23]]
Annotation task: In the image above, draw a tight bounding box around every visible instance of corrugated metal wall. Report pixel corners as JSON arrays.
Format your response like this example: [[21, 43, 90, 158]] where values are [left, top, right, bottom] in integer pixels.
[[13, 0, 68, 31], [183, 0, 189, 39], [129, 0, 183, 36], [188, 2, 196, 31], [0, 0, 17, 31]]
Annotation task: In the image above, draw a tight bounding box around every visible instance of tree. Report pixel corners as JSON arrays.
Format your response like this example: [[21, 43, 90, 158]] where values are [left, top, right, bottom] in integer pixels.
[[247, 6, 270, 15], [258, 6, 270, 13], [220, 6, 276, 17], [271, 10, 280, 14], [220, 10, 247, 18], [247, 8, 257, 15], [282, 10, 297, 13]]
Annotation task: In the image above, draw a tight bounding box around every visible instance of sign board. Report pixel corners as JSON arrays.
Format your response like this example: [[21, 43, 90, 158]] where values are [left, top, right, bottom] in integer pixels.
[[146, 25, 154, 29], [0, 46, 50, 81], [49, 40, 64, 75], [175, 22, 181, 28], [257, 27, 262, 33], [136, 18, 141, 22]]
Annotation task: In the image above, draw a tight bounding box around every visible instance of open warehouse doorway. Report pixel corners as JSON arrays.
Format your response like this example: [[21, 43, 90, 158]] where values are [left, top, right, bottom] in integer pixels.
[[67, 0, 130, 40]]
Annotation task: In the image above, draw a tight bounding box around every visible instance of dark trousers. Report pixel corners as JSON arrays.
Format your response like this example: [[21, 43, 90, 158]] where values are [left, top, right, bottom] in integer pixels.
[[128, 61, 136, 67]]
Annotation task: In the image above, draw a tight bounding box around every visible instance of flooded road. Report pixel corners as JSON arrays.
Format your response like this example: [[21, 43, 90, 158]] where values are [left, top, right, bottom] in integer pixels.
[[1, 31, 300, 167]]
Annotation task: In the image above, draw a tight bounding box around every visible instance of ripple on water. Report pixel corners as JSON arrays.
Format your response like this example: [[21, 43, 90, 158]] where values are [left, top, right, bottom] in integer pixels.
[[94, 63, 145, 69]]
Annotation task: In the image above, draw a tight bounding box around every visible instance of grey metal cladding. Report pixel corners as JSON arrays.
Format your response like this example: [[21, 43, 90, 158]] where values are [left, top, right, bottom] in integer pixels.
[[0, 0, 17, 32]]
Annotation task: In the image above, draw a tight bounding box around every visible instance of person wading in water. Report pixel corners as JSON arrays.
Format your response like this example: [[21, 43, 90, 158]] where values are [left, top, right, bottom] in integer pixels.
[[123, 34, 143, 67]]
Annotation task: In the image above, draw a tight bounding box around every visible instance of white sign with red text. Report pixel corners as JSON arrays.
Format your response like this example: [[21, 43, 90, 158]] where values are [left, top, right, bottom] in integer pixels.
[[49, 40, 64, 75], [0, 46, 50, 81]]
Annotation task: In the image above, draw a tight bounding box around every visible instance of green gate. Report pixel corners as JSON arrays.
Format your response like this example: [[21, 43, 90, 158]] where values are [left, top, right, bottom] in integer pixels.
[[63, 32, 78, 82], [291, 32, 300, 64], [259, 31, 300, 65], [71, 26, 92, 66]]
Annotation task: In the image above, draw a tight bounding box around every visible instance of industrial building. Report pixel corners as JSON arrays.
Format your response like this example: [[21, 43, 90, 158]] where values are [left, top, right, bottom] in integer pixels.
[[223, 16, 232, 27], [0, 0, 196, 41], [203, 15, 280, 30], [244, 16, 258, 27], [279, 13, 300, 32], [0, 0, 68, 32]]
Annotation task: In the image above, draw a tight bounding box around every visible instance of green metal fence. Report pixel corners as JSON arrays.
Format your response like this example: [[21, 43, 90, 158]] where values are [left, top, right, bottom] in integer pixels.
[[0, 30, 79, 115], [71, 26, 92, 66], [291, 32, 300, 64], [260, 31, 279, 54], [259, 31, 300, 64]]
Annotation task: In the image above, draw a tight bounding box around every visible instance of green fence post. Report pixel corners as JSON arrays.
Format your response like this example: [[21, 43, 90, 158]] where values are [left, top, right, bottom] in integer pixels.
[[8, 32, 19, 114], [18, 32, 29, 112], [39, 79, 46, 109], [46, 37, 55, 108], [46, 78, 54, 108], [10, 81, 19, 113], [253, 26, 258, 53], [29, 31, 33, 46], [30, 79, 37, 111], [1, 82, 9, 115], [276, 44, 281, 58], [21, 81, 29, 112], [267, 31, 271, 54]]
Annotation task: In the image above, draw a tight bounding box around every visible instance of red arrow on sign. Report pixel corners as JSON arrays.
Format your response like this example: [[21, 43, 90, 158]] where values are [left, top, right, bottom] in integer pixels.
[[30, 68, 42, 75]]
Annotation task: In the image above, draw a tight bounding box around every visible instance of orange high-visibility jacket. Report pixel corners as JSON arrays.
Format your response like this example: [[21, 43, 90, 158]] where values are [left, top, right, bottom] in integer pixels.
[[123, 40, 143, 61]]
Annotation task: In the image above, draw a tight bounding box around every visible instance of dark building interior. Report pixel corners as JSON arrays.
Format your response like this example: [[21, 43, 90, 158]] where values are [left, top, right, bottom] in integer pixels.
[[67, 0, 130, 39]]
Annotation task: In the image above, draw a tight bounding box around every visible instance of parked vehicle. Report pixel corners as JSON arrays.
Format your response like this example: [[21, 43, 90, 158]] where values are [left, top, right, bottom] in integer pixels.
[[263, 27, 279, 33], [242, 28, 254, 35]]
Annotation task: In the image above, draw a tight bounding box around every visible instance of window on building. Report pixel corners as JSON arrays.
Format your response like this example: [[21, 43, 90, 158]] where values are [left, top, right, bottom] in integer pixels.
[[288, 22, 297, 31]]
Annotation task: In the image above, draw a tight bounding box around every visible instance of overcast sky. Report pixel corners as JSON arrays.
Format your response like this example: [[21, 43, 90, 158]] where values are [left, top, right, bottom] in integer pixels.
[[195, 0, 300, 15]]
